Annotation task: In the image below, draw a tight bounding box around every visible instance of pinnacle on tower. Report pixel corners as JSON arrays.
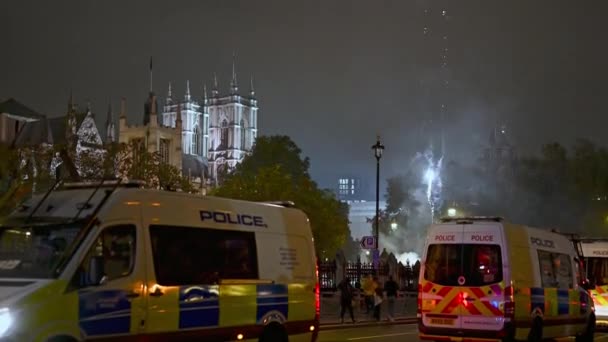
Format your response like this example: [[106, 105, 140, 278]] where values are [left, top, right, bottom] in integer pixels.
[[106, 102, 113, 126], [185, 80, 191, 101], [203, 83, 208, 105], [230, 51, 238, 94], [249, 74, 255, 97], [86, 100, 93, 117], [151, 95, 157, 115], [106, 101, 115, 143], [120, 97, 126, 119], [212, 73, 219, 97]]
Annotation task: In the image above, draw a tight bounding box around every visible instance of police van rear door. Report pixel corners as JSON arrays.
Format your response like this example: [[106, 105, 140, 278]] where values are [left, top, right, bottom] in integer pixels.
[[421, 224, 464, 330], [460, 224, 505, 332]]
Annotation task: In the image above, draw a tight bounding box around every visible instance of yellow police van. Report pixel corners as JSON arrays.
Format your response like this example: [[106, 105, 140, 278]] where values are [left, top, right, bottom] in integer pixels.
[[576, 238, 608, 329], [418, 216, 595, 342], [0, 180, 319, 341]]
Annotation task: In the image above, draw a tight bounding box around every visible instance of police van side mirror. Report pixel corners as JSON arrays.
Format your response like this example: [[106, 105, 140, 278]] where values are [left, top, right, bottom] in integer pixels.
[[88, 256, 107, 286]]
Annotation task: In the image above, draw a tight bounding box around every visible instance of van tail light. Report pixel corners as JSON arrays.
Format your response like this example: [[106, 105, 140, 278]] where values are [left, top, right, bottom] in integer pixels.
[[504, 286, 514, 322], [315, 263, 320, 319], [417, 283, 422, 318]]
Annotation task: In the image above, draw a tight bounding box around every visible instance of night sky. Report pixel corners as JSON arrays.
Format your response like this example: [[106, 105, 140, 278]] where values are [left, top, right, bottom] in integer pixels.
[[1, 0, 606, 194]]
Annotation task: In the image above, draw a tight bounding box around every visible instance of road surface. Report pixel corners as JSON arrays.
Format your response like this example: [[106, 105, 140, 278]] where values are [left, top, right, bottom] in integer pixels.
[[318, 323, 608, 342]]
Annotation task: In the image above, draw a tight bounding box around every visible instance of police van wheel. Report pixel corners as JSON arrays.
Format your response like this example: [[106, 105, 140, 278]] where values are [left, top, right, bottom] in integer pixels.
[[528, 318, 543, 342], [258, 322, 288, 342], [575, 314, 595, 342]]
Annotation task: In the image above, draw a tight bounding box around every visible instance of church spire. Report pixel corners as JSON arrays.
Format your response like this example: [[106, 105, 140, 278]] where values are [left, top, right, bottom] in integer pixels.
[[120, 97, 126, 119], [86, 100, 93, 117], [106, 102, 113, 126], [230, 51, 238, 94], [203, 83, 208, 105], [166, 82, 173, 106], [106, 101, 115, 143], [185, 80, 191, 101], [249, 74, 255, 98], [212, 73, 219, 97]]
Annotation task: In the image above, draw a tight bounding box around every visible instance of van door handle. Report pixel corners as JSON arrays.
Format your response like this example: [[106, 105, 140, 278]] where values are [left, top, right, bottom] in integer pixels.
[[150, 288, 164, 297], [126, 291, 140, 299]]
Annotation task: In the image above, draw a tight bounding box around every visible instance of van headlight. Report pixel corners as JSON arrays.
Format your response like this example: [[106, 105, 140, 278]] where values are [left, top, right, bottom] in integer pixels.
[[0, 308, 12, 336]]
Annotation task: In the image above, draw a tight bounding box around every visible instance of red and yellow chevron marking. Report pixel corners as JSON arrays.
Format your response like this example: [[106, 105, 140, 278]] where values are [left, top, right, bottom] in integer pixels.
[[420, 280, 505, 317], [591, 286, 608, 307]]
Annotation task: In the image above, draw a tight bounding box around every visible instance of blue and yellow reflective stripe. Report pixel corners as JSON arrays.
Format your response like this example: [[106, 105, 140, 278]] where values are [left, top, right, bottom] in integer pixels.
[[257, 284, 289, 322], [177, 283, 292, 329], [524, 287, 579, 317], [178, 285, 219, 329], [557, 289, 569, 315], [78, 289, 132, 336], [530, 287, 544, 313], [78, 282, 312, 336]]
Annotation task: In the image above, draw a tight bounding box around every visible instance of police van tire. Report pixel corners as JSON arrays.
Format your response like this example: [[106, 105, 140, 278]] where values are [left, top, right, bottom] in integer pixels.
[[575, 314, 595, 342], [527, 318, 543, 342], [258, 322, 288, 342]]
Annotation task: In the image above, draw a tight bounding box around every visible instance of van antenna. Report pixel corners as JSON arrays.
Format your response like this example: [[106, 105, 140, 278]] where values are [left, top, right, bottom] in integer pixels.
[[25, 178, 64, 223]]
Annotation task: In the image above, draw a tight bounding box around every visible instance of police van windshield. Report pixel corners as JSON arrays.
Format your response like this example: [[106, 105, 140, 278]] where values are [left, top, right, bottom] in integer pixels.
[[424, 244, 503, 286], [586, 257, 608, 286], [0, 219, 86, 279]]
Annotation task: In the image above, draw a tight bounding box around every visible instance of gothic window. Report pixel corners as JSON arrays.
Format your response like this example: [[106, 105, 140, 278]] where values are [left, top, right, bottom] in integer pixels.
[[240, 119, 246, 150], [220, 119, 228, 148], [159, 139, 170, 164], [192, 126, 199, 155]]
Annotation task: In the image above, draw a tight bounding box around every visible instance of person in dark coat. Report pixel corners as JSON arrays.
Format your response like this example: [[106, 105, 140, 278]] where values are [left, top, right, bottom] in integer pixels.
[[337, 276, 356, 323]]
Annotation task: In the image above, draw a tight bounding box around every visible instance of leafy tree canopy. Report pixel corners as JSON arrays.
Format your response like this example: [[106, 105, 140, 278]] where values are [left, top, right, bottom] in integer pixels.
[[212, 135, 350, 258]]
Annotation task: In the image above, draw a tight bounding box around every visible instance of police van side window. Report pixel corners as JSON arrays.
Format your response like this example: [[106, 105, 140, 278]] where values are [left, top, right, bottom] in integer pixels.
[[76, 225, 136, 288], [537, 250, 573, 289], [150, 225, 258, 285]]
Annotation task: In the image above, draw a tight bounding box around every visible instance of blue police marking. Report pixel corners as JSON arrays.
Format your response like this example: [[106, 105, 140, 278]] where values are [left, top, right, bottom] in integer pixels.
[[79, 289, 131, 336], [179, 285, 220, 329], [557, 289, 569, 315], [200, 210, 268, 228], [530, 287, 544, 314], [256, 284, 288, 322]]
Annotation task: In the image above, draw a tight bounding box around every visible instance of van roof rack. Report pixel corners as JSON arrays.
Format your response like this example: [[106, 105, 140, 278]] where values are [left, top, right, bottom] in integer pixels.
[[263, 201, 296, 208], [440, 216, 503, 223], [63, 179, 146, 189]]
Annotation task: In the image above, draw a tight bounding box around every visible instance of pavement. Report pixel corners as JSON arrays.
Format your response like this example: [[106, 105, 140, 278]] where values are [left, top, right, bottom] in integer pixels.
[[319, 293, 417, 330]]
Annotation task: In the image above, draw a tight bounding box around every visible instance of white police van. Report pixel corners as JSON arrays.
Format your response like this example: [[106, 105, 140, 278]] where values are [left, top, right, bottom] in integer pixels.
[[0, 180, 319, 341]]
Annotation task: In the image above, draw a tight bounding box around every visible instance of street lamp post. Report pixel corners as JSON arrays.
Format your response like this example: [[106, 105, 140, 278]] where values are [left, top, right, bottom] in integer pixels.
[[371, 136, 385, 255]]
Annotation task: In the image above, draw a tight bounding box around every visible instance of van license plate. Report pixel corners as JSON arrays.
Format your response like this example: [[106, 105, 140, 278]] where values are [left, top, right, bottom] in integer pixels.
[[430, 318, 454, 325]]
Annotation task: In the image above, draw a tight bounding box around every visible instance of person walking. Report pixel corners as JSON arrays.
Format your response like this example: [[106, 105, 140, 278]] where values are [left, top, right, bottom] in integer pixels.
[[337, 276, 356, 324], [384, 275, 399, 321], [361, 274, 376, 314], [373, 284, 383, 321]]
